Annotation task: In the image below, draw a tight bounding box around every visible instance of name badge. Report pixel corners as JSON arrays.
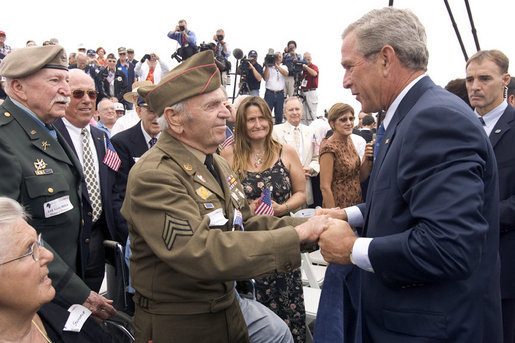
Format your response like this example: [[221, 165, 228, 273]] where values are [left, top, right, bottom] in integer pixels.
[[64, 304, 91, 332], [44, 196, 74, 218], [206, 208, 228, 226]]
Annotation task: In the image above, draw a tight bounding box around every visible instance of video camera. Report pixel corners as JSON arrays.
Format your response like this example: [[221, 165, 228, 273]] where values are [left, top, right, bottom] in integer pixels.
[[264, 49, 277, 67]]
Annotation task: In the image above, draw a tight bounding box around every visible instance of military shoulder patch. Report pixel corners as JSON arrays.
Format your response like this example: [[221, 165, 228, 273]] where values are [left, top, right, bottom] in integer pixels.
[[162, 213, 193, 251]]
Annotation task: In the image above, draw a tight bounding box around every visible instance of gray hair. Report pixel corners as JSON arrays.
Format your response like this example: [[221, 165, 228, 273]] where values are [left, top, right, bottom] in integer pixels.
[[343, 7, 428, 71], [157, 100, 188, 131], [0, 197, 28, 260]]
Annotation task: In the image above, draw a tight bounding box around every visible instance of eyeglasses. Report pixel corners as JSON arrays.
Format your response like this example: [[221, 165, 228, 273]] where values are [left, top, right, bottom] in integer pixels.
[[0, 233, 42, 266], [338, 116, 355, 123], [72, 89, 98, 100]]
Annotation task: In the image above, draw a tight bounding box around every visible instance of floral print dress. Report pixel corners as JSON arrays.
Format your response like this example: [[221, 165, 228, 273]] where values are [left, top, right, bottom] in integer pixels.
[[242, 147, 307, 343]]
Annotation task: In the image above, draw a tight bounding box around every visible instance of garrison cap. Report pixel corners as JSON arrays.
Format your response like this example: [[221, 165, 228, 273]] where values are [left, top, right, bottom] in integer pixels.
[[0, 45, 68, 78], [138, 50, 220, 116]]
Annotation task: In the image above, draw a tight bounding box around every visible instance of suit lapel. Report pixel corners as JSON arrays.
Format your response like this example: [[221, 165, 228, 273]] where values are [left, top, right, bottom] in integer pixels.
[[364, 77, 436, 235], [130, 122, 149, 157], [91, 126, 109, 202], [489, 105, 514, 148]]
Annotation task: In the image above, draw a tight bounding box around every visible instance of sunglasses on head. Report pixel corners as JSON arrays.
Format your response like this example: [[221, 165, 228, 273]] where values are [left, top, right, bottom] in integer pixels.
[[72, 89, 98, 100]]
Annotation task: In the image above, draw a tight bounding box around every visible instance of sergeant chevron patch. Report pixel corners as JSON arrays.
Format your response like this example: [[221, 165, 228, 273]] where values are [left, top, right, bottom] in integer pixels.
[[162, 213, 193, 250]]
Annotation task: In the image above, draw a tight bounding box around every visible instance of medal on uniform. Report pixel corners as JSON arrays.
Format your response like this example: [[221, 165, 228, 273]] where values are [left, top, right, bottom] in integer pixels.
[[34, 159, 53, 175], [204, 203, 214, 209], [41, 141, 50, 150], [196, 174, 206, 183], [196, 186, 212, 199]]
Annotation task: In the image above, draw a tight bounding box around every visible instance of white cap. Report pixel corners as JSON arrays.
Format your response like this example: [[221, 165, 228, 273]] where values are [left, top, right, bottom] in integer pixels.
[[114, 103, 125, 112]]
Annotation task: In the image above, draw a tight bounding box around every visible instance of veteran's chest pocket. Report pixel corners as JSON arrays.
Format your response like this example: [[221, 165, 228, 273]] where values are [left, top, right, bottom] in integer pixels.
[[24, 173, 74, 221]]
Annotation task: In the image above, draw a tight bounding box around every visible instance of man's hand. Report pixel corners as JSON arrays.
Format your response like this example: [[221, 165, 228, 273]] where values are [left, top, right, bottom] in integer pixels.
[[295, 215, 330, 243], [82, 291, 117, 321], [303, 166, 312, 179], [318, 219, 357, 265], [315, 207, 347, 220]]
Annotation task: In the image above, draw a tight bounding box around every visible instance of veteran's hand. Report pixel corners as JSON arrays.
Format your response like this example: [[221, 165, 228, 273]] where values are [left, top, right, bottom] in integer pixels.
[[315, 207, 348, 220], [295, 215, 330, 243], [83, 291, 117, 321], [318, 219, 357, 265]]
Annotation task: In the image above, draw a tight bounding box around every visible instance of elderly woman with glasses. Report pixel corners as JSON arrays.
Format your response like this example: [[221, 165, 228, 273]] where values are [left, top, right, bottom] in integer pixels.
[[319, 103, 373, 208], [0, 197, 112, 342]]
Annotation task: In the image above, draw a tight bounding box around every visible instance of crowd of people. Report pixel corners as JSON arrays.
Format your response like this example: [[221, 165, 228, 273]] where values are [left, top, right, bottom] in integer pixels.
[[0, 6, 514, 343]]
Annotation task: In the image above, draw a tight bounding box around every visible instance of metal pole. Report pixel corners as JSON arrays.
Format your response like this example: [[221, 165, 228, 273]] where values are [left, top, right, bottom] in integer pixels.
[[464, 0, 481, 51], [231, 60, 240, 103], [443, 0, 469, 62]]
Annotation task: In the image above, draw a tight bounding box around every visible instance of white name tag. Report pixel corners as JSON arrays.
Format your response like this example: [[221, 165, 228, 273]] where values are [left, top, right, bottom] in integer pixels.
[[206, 208, 228, 226], [43, 196, 74, 218], [64, 304, 92, 332]]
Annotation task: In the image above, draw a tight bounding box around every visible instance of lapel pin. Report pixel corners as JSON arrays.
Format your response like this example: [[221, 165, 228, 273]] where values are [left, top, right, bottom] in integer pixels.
[[41, 141, 50, 150], [385, 138, 390, 144], [4, 112, 10, 117], [495, 129, 501, 134], [30, 130, 37, 135]]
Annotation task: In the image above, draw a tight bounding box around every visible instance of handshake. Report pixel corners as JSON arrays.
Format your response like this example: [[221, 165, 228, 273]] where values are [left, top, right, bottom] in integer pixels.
[[295, 207, 357, 265]]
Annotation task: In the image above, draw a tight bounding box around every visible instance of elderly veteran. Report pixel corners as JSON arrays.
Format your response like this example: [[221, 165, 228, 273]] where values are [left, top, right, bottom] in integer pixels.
[[121, 50, 330, 342], [0, 45, 115, 321]]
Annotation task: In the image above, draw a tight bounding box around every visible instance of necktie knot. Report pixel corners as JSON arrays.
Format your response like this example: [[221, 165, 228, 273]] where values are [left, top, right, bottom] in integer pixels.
[[478, 116, 486, 126], [149, 137, 157, 148]]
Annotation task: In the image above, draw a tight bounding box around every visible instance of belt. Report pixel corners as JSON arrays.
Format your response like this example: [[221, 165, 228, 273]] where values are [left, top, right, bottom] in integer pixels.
[[266, 89, 283, 94], [134, 291, 236, 314], [302, 88, 317, 92]]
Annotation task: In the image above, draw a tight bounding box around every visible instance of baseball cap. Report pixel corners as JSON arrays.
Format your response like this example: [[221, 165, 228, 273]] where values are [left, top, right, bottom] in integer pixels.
[[248, 50, 258, 57], [0, 31, 6, 36], [114, 103, 125, 112], [86, 49, 96, 56], [118, 47, 127, 54]]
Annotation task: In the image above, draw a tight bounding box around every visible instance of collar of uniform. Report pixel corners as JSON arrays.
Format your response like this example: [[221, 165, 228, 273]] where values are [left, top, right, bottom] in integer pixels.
[[10, 97, 46, 127], [157, 131, 205, 176]]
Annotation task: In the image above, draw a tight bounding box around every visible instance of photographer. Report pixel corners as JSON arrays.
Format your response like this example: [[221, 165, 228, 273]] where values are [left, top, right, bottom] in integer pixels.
[[282, 40, 303, 97], [167, 19, 197, 61], [264, 51, 288, 124], [239, 50, 263, 96], [300, 52, 319, 125], [135, 53, 170, 84], [213, 29, 231, 87]]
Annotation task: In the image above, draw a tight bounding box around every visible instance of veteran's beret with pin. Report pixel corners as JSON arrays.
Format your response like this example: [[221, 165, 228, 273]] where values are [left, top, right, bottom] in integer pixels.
[[0, 45, 68, 78], [137, 50, 221, 116]]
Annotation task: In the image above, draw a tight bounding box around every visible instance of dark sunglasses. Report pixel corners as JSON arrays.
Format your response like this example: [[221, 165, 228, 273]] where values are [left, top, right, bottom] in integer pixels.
[[72, 89, 98, 100], [338, 116, 355, 123]]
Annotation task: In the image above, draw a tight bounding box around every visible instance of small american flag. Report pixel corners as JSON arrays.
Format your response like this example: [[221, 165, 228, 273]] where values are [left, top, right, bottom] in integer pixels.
[[103, 138, 122, 171], [233, 208, 245, 231], [254, 187, 274, 216], [219, 127, 234, 150]]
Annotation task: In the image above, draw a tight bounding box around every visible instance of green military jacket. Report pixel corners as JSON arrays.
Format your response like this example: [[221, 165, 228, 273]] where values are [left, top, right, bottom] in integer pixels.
[[0, 98, 90, 303], [122, 130, 304, 314]]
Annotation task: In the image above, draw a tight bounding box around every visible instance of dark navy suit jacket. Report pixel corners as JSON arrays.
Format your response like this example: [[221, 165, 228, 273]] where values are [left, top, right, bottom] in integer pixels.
[[489, 104, 515, 300], [111, 121, 150, 235], [358, 77, 502, 342], [54, 119, 126, 249]]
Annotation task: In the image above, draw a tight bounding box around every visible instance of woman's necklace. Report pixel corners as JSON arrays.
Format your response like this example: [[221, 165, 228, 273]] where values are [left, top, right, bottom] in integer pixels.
[[32, 320, 52, 343], [254, 152, 265, 168]]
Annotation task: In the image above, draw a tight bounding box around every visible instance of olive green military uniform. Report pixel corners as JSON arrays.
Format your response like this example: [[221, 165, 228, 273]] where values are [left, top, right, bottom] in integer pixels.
[[0, 98, 90, 303], [122, 131, 305, 342]]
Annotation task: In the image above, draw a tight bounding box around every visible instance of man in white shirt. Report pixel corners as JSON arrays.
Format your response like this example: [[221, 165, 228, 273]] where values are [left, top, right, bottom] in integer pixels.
[[272, 97, 320, 207], [264, 51, 288, 124]]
